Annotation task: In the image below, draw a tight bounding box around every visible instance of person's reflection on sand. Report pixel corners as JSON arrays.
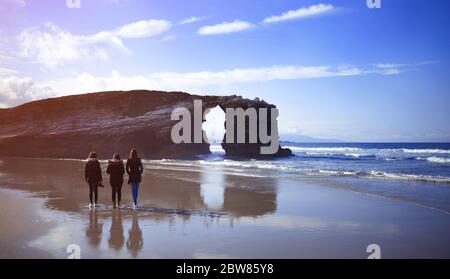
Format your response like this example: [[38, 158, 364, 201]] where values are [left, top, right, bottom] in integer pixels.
[[108, 209, 124, 250], [127, 212, 143, 258], [85, 210, 103, 247]]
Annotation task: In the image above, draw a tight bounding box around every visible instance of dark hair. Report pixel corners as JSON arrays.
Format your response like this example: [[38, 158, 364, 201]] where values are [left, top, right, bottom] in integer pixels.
[[129, 148, 138, 160], [113, 153, 120, 160], [87, 152, 97, 159]]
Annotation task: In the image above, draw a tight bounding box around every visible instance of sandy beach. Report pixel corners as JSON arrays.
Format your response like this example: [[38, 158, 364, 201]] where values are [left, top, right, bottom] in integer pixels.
[[0, 156, 449, 259]]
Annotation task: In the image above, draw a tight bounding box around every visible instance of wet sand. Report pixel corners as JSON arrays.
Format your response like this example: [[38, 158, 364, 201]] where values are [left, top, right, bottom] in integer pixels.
[[0, 156, 449, 258]]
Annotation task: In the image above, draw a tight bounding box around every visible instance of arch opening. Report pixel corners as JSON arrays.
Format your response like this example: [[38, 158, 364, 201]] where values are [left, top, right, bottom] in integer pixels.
[[202, 105, 226, 154]]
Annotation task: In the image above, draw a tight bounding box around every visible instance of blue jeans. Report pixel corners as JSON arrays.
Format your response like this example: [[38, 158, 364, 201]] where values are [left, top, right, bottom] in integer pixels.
[[131, 182, 139, 205]]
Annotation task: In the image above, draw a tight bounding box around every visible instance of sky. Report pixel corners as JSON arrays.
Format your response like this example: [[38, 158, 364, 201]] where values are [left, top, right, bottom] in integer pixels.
[[0, 0, 449, 142]]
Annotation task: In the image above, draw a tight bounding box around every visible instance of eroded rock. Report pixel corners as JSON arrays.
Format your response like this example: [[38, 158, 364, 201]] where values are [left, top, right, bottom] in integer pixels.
[[0, 90, 291, 159]]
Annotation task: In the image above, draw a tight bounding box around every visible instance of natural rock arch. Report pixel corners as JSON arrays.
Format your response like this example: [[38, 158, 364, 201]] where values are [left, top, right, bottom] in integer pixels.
[[0, 90, 291, 159]]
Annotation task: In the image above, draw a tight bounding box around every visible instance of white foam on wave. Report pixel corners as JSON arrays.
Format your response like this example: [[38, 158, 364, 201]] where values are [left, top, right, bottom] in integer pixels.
[[426, 157, 450, 164], [303, 152, 362, 158], [316, 169, 360, 176], [285, 146, 450, 156], [402, 148, 450, 154], [143, 155, 450, 184], [286, 147, 385, 159], [345, 153, 361, 158], [146, 158, 293, 173], [311, 169, 450, 184], [367, 171, 450, 183], [287, 147, 362, 153], [200, 159, 293, 171]]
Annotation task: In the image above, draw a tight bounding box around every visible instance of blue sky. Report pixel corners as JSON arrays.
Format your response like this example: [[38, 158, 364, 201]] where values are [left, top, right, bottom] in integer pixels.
[[0, 0, 449, 141]]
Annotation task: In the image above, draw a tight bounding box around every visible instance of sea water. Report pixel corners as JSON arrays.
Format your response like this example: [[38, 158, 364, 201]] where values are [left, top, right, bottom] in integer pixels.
[[145, 142, 450, 213]]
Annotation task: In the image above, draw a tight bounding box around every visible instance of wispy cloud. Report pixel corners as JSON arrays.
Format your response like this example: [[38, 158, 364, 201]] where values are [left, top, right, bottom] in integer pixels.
[[162, 35, 176, 41], [0, 76, 55, 107], [179, 16, 207, 25], [374, 63, 408, 69], [373, 61, 438, 75], [45, 64, 418, 95], [0, 67, 17, 76], [113, 19, 171, 38], [0, 53, 13, 63], [149, 65, 364, 86], [263, 3, 335, 24], [0, 62, 433, 108], [17, 20, 171, 68], [198, 20, 254, 35]]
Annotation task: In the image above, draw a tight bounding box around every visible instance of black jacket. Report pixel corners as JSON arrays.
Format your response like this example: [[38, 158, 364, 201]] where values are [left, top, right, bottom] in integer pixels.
[[106, 160, 125, 186], [126, 158, 143, 184], [85, 159, 102, 183]]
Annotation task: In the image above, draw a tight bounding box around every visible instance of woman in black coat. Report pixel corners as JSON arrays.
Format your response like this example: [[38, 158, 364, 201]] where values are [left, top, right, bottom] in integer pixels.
[[106, 153, 125, 208], [126, 148, 143, 209], [85, 152, 102, 208]]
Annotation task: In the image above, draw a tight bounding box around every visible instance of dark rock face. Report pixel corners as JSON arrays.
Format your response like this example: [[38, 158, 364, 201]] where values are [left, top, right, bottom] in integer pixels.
[[0, 90, 291, 159], [206, 96, 292, 158]]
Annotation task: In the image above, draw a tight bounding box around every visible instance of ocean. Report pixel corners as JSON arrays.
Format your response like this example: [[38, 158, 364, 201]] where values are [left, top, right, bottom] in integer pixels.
[[145, 142, 450, 213]]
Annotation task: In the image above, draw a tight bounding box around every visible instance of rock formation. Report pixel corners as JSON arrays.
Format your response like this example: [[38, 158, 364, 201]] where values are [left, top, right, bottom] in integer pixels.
[[0, 90, 292, 159]]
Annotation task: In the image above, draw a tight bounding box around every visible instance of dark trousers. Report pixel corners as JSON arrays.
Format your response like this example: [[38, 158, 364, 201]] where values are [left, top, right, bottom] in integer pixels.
[[88, 180, 99, 204], [111, 183, 123, 202]]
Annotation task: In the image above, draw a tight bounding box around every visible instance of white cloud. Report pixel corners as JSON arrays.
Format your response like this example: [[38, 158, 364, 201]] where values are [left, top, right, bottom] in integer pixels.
[[162, 35, 176, 41], [373, 61, 437, 75], [0, 76, 56, 107], [263, 3, 335, 24], [381, 68, 401, 75], [0, 53, 13, 63], [0, 62, 429, 108], [151, 65, 364, 86], [43, 64, 406, 96], [17, 20, 171, 68], [0, 67, 17, 76], [45, 66, 365, 95], [374, 62, 438, 69], [374, 63, 408, 69], [179, 16, 207, 25], [198, 20, 254, 35], [114, 19, 171, 38]]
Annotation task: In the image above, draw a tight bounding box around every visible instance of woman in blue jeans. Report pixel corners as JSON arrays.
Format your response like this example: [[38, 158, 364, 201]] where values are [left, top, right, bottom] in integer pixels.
[[126, 148, 143, 210]]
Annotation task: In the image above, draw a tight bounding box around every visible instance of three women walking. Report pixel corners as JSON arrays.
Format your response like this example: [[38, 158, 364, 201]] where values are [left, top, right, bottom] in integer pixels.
[[84, 148, 143, 210]]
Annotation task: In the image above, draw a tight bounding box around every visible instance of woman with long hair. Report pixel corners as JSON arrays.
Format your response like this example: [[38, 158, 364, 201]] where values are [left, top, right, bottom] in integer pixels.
[[126, 148, 143, 209], [106, 153, 125, 208], [85, 152, 102, 208]]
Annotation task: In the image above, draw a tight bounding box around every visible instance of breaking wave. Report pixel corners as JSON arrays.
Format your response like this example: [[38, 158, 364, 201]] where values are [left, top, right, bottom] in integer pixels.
[[424, 157, 450, 164], [401, 149, 450, 154], [310, 169, 450, 184]]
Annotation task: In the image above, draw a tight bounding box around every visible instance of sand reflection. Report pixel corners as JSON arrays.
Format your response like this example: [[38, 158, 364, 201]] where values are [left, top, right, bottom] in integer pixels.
[[108, 209, 125, 250], [127, 213, 143, 258], [85, 210, 103, 247]]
